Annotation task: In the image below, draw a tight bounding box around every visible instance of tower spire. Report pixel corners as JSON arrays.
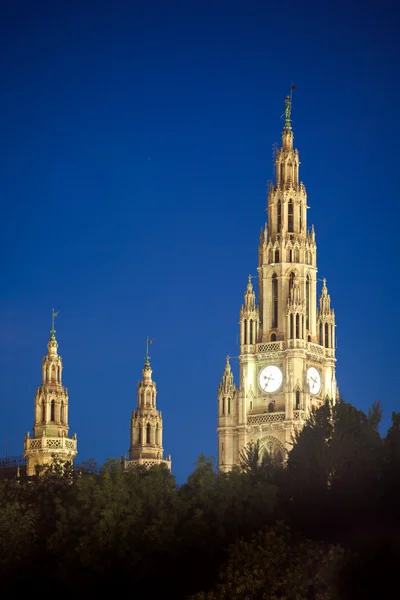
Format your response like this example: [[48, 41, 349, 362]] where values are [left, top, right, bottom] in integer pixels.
[[24, 312, 77, 476], [124, 343, 171, 471]]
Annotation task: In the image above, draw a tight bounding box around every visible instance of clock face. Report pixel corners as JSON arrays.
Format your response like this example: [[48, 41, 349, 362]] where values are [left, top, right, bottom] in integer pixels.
[[307, 367, 321, 395], [258, 365, 282, 393]]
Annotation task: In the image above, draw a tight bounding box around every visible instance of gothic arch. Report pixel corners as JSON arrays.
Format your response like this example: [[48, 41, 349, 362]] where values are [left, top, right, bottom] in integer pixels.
[[259, 435, 287, 464]]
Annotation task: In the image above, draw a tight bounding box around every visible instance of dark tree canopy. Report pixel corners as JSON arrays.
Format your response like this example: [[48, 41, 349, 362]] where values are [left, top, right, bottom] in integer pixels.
[[1, 400, 399, 599]]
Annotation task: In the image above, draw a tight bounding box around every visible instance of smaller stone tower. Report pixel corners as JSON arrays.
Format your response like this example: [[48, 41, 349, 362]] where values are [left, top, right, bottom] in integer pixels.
[[123, 339, 171, 471], [24, 310, 78, 476]]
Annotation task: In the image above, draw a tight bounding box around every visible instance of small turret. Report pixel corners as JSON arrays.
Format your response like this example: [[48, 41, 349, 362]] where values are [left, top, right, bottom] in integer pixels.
[[317, 279, 336, 349], [239, 275, 259, 349]]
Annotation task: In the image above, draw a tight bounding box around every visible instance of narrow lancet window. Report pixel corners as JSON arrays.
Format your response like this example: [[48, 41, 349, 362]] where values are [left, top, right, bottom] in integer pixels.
[[272, 274, 278, 329], [306, 274, 311, 329], [277, 200, 282, 231], [249, 320, 253, 344], [296, 314, 300, 339], [274, 248, 279, 263], [146, 423, 151, 444], [288, 199, 294, 232], [228, 398, 231, 415], [325, 323, 329, 348], [50, 400, 55, 422], [296, 391, 300, 409]]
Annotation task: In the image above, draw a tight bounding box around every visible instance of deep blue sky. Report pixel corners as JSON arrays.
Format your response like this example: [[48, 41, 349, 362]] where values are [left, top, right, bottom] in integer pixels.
[[0, 0, 398, 483]]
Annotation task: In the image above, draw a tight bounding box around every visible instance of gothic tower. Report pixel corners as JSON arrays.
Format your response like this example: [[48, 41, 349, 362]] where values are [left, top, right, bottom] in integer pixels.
[[24, 311, 78, 476], [123, 340, 171, 471], [217, 94, 338, 472]]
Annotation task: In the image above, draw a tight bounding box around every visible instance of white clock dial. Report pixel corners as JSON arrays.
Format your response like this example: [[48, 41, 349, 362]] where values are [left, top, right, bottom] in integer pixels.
[[307, 367, 321, 395], [258, 365, 282, 393]]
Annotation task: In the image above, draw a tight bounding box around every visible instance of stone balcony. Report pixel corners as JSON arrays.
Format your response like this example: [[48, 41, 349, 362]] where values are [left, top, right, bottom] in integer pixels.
[[241, 340, 335, 358], [24, 435, 77, 453]]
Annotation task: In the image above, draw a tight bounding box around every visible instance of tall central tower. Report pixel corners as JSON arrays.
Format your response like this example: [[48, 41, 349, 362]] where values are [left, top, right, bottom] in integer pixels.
[[217, 95, 338, 471]]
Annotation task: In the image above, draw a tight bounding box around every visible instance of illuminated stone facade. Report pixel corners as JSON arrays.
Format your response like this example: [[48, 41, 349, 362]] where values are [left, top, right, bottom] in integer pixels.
[[122, 356, 171, 471], [217, 97, 339, 471], [24, 319, 77, 476]]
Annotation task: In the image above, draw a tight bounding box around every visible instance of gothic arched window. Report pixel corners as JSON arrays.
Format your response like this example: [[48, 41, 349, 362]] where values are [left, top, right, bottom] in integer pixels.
[[299, 205, 302, 231], [138, 427, 142, 444], [325, 323, 329, 348], [319, 322, 323, 345], [296, 314, 300, 339], [277, 200, 282, 231], [272, 274, 278, 329], [146, 423, 151, 444], [268, 402, 274, 413], [155, 425, 159, 445], [244, 319, 247, 344], [60, 401, 64, 424], [306, 274, 311, 330], [228, 398, 231, 415], [296, 390, 300, 409], [222, 397, 225, 415], [288, 199, 294, 232], [50, 400, 55, 422], [42, 402, 46, 422], [274, 248, 279, 263], [290, 313, 294, 339], [249, 319, 253, 344], [270, 333, 276, 342]]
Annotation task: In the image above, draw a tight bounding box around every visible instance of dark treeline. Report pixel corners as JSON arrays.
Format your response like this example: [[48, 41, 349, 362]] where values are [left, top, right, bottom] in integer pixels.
[[1, 399, 400, 599]]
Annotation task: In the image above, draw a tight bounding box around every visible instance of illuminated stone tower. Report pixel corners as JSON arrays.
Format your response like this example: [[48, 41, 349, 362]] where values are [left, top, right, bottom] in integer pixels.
[[123, 340, 171, 471], [217, 94, 338, 472], [24, 311, 77, 476]]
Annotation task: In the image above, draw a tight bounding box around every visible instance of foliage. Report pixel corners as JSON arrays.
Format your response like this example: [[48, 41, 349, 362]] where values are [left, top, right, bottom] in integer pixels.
[[0, 399, 399, 598]]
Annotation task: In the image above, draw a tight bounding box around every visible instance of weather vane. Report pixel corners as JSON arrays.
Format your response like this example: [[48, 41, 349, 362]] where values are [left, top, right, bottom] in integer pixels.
[[51, 308, 59, 336], [145, 336, 154, 363]]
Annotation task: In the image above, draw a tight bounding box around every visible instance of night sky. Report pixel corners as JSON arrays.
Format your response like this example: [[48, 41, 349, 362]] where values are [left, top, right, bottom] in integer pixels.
[[0, 0, 398, 483]]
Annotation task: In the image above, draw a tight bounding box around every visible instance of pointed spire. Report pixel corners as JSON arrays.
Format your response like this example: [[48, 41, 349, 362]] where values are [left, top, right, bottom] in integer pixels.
[[244, 275, 256, 311], [319, 278, 331, 314], [220, 355, 234, 393]]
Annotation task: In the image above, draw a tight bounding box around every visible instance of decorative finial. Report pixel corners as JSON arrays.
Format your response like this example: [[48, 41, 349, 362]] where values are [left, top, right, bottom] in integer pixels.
[[248, 274, 252, 284], [323, 278, 327, 287], [145, 337, 154, 365], [284, 95, 291, 128], [283, 85, 298, 130], [50, 309, 59, 339]]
